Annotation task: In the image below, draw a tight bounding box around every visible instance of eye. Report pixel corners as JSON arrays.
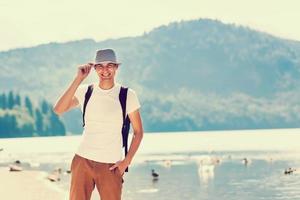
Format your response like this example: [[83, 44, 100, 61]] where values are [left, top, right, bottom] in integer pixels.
[[95, 64, 103, 68]]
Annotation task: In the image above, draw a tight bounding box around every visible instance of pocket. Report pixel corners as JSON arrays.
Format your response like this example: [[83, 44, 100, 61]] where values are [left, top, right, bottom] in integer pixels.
[[117, 167, 124, 177], [116, 167, 124, 183]]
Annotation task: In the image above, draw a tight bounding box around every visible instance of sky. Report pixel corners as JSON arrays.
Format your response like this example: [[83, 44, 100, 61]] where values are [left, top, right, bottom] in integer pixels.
[[0, 0, 300, 51]]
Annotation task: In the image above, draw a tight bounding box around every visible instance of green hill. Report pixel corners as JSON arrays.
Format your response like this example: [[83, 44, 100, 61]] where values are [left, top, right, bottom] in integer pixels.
[[1, 18, 300, 134]]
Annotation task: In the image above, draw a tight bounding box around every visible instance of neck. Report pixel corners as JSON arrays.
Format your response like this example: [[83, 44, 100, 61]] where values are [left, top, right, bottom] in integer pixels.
[[98, 80, 115, 90]]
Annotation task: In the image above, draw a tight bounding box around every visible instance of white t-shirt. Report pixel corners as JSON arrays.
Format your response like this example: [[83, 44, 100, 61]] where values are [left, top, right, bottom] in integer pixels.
[[74, 82, 141, 163]]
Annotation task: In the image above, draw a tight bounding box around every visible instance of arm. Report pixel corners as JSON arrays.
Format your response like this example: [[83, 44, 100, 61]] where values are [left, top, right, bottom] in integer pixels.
[[109, 109, 144, 174], [124, 109, 144, 165], [52, 77, 82, 115], [53, 63, 93, 115]]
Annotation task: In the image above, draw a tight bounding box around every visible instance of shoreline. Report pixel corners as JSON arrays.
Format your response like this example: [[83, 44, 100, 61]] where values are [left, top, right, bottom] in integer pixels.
[[1, 130, 300, 154], [0, 167, 67, 200]]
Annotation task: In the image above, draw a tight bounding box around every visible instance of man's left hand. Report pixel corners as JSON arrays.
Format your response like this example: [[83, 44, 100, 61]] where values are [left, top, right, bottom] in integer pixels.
[[109, 160, 129, 175]]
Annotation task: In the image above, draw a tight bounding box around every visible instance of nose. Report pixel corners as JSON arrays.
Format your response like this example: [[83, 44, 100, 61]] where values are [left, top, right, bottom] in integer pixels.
[[102, 67, 111, 72]]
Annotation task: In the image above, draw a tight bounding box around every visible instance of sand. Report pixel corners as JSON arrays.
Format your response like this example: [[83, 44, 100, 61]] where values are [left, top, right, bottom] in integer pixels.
[[0, 167, 67, 200]]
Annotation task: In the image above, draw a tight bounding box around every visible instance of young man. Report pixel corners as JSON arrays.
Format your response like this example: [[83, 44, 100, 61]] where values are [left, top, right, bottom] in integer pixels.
[[53, 49, 144, 200]]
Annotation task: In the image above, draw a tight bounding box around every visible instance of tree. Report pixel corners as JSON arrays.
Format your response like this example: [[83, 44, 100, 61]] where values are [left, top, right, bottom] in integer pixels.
[[0, 93, 67, 138], [8, 91, 14, 109], [49, 109, 66, 136], [41, 100, 49, 114], [0, 114, 18, 138], [15, 94, 21, 106], [21, 123, 34, 137], [25, 96, 33, 116], [0, 93, 7, 109], [35, 108, 44, 135]]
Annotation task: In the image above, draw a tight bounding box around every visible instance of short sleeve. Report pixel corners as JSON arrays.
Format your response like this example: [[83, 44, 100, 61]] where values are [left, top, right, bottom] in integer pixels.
[[74, 84, 89, 107], [126, 88, 141, 114]]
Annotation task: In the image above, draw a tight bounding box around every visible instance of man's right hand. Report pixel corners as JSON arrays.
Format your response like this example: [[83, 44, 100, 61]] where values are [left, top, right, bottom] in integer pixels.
[[77, 63, 94, 81]]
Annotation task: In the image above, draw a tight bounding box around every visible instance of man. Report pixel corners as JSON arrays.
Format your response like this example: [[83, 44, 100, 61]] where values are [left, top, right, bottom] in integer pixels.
[[53, 49, 144, 200]]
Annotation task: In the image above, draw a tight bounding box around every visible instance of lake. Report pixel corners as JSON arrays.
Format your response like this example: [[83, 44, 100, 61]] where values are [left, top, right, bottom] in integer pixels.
[[1, 128, 300, 200]]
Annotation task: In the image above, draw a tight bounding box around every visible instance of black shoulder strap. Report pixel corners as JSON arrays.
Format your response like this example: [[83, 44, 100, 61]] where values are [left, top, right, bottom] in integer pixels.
[[82, 84, 94, 127], [119, 86, 131, 172], [119, 86, 128, 121]]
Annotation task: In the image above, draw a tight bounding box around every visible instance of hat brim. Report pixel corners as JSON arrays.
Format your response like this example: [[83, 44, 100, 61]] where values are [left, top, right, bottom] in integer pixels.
[[94, 61, 121, 65]]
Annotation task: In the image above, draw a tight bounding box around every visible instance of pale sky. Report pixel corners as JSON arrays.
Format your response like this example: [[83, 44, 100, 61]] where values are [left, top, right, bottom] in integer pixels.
[[0, 0, 300, 51]]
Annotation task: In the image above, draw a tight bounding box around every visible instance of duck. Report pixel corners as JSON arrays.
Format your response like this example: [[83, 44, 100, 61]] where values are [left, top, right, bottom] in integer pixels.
[[9, 164, 22, 172], [242, 158, 250, 166], [151, 169, 159, 179], [9, 160, 23, 172], [284, 167, 296, 175], [47, 167, 62, 182]]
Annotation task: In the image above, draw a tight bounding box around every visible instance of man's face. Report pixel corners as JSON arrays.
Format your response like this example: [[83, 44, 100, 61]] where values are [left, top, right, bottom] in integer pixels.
[[94, 61, 118, 81]]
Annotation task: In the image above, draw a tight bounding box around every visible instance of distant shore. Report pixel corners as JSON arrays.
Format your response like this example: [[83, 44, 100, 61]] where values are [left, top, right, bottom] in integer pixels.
[[1, 128, 300, 154]]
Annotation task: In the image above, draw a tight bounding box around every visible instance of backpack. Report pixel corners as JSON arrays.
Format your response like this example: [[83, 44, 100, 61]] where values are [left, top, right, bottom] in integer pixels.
[[82, 84, 131, 172]]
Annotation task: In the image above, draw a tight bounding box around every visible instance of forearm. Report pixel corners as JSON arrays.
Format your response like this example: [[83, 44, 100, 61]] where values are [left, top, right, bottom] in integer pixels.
[[53, 76, 83, 114], [124, 131, 143, 165]]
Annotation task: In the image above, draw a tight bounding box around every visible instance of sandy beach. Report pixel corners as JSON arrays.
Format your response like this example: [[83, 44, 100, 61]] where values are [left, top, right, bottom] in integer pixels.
[[0, 167, 67, 200]]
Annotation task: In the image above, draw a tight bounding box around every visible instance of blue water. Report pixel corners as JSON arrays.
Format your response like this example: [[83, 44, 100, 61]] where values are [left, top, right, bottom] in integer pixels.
[[107, 152, 300, 200], [1, 132, 300, 200], [1, 151, 299, 200]]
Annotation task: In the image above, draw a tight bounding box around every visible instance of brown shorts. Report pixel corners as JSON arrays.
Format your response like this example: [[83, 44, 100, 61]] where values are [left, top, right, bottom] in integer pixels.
[[69, 154, 124, 200]]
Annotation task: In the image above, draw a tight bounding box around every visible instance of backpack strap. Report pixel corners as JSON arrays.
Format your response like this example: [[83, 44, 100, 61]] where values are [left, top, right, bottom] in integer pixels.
[[119, 86, 131, 172], [119, 87, 127, 121], [82, 84, 94, 127]]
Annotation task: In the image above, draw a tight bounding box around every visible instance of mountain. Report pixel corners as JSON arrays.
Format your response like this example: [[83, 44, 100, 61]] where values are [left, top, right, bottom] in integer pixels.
[[1, 18, 300, 134]]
